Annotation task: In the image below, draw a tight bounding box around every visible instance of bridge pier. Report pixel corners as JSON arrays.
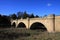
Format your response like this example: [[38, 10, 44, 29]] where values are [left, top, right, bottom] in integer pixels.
[[47, 14, 55, 33]]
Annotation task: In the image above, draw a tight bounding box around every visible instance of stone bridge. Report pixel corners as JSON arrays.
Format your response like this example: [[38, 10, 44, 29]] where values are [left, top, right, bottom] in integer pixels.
[[11, 14, 60, 32]]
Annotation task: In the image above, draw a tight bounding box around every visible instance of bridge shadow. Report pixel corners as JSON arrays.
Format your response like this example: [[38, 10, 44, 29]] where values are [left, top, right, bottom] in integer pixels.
[[12, 22, 16, 28], [17, 22, 26, 28], [30, 22, 47, 32]]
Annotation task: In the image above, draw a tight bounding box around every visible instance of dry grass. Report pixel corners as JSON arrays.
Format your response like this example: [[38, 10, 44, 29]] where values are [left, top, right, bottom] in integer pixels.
[[0, 28, 60, 40]]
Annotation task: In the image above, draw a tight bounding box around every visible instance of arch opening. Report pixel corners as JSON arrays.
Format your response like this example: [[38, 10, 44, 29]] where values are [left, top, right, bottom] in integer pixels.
[[30, 22, 47, 31], [17, 22, 26, 28], [12, 22, 16, 28]]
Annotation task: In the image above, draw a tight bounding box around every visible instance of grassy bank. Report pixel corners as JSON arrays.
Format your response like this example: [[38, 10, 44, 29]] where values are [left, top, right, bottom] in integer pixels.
[[0, 28, 60, 40]]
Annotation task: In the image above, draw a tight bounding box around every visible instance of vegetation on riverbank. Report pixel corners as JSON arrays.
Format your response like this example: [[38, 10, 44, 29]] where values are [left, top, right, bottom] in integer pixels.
[[0, 28, 60, 40]]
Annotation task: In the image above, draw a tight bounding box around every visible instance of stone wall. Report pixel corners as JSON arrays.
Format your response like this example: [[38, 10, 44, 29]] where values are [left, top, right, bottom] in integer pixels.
[[55, 16, 60, 32]]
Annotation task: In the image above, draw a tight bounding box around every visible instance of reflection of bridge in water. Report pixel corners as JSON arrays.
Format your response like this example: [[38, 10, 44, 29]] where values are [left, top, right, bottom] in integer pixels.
[[11, 14, 60, 33]]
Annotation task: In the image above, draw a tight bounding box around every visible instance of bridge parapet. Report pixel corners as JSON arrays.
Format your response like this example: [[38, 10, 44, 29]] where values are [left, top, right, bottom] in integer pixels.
[[55, 16, 60, 19], [47, 14, 55, 19]]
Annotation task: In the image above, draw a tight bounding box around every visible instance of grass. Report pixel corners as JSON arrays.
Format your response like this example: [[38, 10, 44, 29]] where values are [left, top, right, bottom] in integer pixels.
[[0, 28, 60, 40]]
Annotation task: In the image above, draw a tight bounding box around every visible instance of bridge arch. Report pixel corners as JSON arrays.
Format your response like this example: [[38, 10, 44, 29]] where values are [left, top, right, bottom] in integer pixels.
[[17, 22, 26, 28], [30, 22, 47, 31]]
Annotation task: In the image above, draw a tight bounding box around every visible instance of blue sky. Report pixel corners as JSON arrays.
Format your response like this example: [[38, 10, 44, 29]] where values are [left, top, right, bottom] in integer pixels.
[[0, 0, 60, 16]]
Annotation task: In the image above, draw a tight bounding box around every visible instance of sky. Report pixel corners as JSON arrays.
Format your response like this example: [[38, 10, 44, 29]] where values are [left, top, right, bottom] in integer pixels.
[[0, 0, 60, 16]]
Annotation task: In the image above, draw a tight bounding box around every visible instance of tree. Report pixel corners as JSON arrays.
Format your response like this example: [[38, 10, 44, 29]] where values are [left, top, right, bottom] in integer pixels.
[[0, 15, 11, 28], [23, 11, 29, 19], [10, 13, 17, 20], [30, 13, 34, 18], [35, 15, 39, 18], [17, 12, 23, 19]]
